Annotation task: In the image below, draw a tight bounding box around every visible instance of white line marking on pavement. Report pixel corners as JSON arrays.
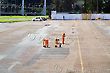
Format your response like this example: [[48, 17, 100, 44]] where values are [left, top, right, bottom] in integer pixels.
[[0, 55, 7, 60], [8, 61, 21, 71], [77, 36, 84, 73], [75, 22, 84, 73]]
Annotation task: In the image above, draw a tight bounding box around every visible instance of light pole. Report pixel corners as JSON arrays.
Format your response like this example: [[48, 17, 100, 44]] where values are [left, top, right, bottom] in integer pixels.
[[41, 0, 46, 15], [97, 0, 99, 13], [21, 0, 24, 15]]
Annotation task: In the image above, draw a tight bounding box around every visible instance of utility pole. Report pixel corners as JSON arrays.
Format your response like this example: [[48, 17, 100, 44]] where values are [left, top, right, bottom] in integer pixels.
[[21, 0, 24, 15], [41, 0, 46, 15]]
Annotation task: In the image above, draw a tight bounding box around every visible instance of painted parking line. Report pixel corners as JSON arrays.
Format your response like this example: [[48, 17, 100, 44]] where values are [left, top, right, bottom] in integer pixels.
[[8, 61, 21, 71], [77, 36, 84, 73], [75, 23, 84, 73], [0, 55, 7, 60]]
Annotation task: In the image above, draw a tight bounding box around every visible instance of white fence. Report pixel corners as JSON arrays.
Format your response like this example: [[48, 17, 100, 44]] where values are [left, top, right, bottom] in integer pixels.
[[51, 13, 82, 20], [91, 14, 110, 20], [51, 11, 110, 20]]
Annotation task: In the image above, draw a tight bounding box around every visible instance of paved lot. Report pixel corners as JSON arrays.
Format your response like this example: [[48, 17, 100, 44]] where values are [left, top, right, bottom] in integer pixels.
[[0, 20, 110, 73]]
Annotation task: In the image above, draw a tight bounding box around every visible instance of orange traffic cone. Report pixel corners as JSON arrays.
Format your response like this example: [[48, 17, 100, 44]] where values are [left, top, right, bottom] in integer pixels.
[[62, 33, 65, 44], [55, 38, 59, 48], [43, 39, 49, 48], [45, 39, 49, 48], [43, 39, 46, 47]]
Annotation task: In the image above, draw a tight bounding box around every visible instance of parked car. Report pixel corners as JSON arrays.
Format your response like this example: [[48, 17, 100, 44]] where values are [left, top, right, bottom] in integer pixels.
[[32, 17, 47, 21]]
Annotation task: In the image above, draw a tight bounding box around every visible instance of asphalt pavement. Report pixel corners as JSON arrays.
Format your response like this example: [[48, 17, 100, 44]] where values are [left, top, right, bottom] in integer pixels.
[[0, 20, 110, 73]]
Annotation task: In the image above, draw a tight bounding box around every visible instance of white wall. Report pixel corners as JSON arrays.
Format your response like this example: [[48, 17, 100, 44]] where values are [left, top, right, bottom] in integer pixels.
[[51, 11, 110, 20], [51, 13, 82, 20], [91, 14, 110, 20]]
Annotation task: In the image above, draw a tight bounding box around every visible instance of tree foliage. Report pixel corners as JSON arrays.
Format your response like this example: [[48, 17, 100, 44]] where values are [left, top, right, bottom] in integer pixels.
[[51, 0, 110, 13]]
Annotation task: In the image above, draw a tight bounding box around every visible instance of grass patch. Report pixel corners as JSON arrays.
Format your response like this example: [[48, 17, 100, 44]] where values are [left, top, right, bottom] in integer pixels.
[[0, 16, 49, 23]]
